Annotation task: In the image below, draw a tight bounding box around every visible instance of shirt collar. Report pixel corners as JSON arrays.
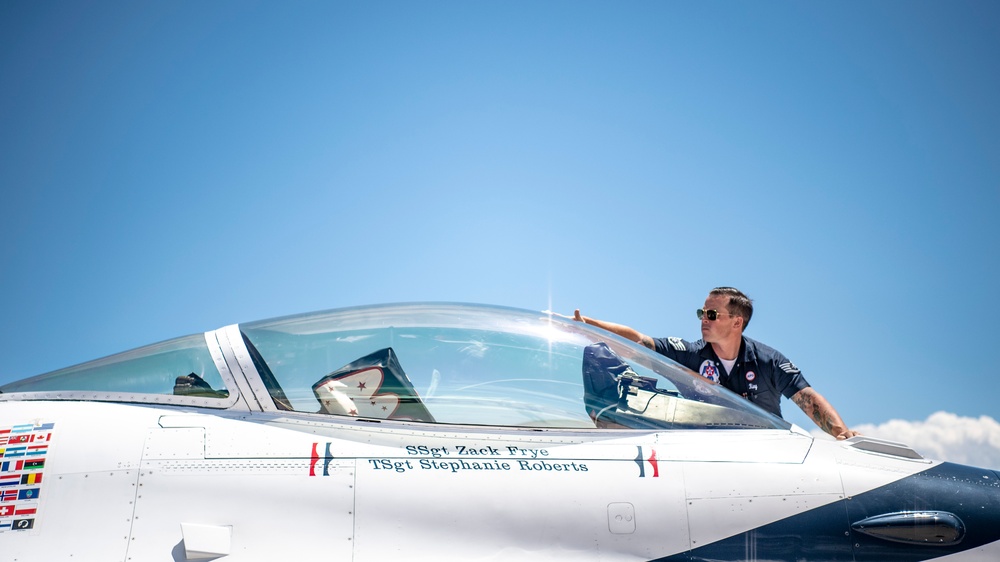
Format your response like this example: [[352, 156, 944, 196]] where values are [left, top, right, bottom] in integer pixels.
[[700, 336, 753, 364]]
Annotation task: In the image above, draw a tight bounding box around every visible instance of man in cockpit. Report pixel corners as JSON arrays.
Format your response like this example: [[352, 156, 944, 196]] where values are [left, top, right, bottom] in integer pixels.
[[574, 286, 859, 440]]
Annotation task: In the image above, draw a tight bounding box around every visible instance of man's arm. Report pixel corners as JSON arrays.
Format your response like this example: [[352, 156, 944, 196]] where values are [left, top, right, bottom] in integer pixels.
[[573, 310, 656, 350], [790, 387, 860, 440]]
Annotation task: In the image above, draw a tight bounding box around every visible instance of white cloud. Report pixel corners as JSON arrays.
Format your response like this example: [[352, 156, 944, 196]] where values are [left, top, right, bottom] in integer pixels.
[[812, 411, 1000, 470]]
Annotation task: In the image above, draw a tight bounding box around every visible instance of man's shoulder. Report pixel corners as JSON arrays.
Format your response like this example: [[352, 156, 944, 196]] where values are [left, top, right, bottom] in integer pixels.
[[743, 336, 799, 374], [743, 336, 783, 356]]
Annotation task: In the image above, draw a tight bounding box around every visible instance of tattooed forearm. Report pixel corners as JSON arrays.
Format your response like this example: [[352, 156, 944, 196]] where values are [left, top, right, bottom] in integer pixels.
[[791, 389, 813, 412], [816, 410, 834, 433], [793, 388, 854, 438], [793, 389, 834, 433]]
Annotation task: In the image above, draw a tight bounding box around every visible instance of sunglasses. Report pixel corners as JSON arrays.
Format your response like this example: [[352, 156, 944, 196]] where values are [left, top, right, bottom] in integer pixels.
[[696, 308, 732, 321]]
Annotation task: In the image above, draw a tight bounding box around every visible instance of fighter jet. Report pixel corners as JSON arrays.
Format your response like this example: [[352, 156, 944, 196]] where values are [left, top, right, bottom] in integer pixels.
[[0, 303, 997, 561]]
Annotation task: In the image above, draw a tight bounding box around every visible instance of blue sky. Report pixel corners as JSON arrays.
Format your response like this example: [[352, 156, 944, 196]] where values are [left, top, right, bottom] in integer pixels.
[[2, 2, 998, 466]]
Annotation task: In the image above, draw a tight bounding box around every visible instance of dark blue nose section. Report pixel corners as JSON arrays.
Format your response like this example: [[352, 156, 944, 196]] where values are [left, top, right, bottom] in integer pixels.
[[653, 462, 1000, 562], [847, 462, 1000, 561]]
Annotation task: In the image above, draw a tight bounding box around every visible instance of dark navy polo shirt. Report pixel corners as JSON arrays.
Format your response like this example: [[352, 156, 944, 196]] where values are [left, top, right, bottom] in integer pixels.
[[652, 335, 810, 418]]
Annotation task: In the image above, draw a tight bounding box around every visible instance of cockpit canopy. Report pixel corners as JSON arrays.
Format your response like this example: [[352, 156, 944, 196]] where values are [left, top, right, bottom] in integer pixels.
[[0, 303, 790, 431]]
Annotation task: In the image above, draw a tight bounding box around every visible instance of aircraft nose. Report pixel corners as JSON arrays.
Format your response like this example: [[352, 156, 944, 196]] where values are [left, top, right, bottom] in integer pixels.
[[848, 462, 1000, 560]]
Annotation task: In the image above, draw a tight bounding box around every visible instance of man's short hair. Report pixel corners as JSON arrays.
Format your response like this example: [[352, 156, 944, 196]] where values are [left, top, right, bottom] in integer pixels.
[[710, 287, 753, 331]]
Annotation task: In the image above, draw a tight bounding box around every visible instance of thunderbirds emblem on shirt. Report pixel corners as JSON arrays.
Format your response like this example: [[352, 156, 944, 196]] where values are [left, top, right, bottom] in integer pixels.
[[698, 360, 719, 383]]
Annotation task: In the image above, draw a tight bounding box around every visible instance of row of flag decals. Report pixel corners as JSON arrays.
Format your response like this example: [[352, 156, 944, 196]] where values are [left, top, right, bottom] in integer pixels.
[[0, 422, 52, 533]]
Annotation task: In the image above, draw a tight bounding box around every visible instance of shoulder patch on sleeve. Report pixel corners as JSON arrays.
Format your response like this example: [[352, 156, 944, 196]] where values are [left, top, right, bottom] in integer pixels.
[[667, 337, 686, 351], [779, 362, 800, 375]]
